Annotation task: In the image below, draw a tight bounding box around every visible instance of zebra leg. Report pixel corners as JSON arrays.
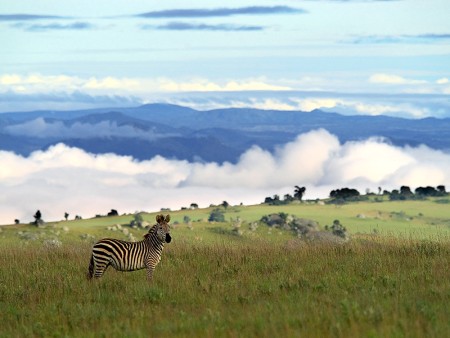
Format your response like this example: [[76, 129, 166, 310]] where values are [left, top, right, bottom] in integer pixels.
[[87, 254, 95, 280], [93, 261, 110, 278], [88, 254, 111, 279], [146, 266, 154, 282]]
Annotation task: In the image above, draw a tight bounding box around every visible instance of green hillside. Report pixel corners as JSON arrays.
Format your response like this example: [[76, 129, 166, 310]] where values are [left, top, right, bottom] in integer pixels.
[[1, 196, 449, 244], [0, 197, 449, 337]]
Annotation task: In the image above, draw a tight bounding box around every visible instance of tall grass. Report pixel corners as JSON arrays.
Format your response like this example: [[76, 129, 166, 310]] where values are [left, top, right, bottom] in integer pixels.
[[1, 237, 449, 337]]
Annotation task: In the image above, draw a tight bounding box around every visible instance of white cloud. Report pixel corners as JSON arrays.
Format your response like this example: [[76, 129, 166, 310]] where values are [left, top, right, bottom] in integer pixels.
[[1, 73, 449, 116], [209, 96, 432, 118], [0, 73, 142, 94], [5, 118, 179, 140], [158, 78, 291, 92], [436, 78, 449, 85], [291, 98, 343, 112], [0, 73, 291, 96], [369, 73, 427, 85], [1, 130, 449, 225], [233, 98, 297, 111], [84, 76, 141, 90], [0, 74, 22, 85], [349, 102, 430, 118]]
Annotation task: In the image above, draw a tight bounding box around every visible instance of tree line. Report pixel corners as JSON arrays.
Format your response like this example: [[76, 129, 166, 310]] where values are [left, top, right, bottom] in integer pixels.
[[329, 185, 447, 203], [264, 185, 447, 205]]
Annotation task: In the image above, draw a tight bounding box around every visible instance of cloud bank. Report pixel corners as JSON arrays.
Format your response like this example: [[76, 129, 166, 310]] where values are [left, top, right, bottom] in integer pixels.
[[1, 73, 450, 118], [0, 14, 68, 21], [13, 22, 95, 32], [1, 130, 449, 225], [348, 33, 450, 44], [143, 22, 264, 31], [134, 6, 304, 19], [5, 118, 178, 140]]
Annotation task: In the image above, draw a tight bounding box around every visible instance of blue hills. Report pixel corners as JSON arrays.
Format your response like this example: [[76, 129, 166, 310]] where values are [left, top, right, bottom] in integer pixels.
[[1, 103, 449, 163]]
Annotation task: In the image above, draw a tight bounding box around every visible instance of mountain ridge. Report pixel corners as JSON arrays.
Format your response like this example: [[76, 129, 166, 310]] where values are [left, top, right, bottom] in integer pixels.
[[1, 104, 449, 163]]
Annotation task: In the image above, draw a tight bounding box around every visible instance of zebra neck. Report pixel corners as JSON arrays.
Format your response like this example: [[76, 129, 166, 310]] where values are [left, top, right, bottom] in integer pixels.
[[145, 232, 164, 251]]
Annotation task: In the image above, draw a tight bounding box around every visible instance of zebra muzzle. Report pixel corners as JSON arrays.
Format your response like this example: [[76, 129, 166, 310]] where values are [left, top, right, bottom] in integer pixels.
[[165, 233, 172, 243]]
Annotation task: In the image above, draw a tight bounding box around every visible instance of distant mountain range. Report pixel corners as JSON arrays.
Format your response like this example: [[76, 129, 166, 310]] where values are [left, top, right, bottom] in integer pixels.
[[1, 103, 449, 163]]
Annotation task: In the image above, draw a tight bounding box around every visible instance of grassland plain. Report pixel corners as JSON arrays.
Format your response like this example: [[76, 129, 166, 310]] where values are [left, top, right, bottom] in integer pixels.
[[0, 198, 449, 337]]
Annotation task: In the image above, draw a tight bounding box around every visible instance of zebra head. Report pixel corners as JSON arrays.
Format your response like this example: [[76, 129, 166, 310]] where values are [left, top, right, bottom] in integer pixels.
[[154, 214, 172, 243]]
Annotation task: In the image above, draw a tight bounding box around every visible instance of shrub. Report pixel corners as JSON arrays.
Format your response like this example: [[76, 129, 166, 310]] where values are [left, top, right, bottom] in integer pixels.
[[208, 208, 225, 222], [260, 213, 318, 236], [327, 219, 348, 239]]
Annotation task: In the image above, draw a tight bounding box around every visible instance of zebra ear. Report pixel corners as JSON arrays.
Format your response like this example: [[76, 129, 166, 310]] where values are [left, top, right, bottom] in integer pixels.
[[156, 214, 163, 223], [165, 215, 171, 223]]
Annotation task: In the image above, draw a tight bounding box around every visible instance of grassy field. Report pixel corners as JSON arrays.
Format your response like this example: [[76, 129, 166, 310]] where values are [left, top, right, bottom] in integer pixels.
[[0, 198, 449, 337]]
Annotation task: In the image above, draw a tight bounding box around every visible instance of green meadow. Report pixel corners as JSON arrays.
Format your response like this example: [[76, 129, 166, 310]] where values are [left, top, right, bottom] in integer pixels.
[[0, 197, 449, 337]]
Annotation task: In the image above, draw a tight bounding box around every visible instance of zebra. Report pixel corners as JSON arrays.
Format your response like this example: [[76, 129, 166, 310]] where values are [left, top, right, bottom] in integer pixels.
[[87, 214, 172, 281]]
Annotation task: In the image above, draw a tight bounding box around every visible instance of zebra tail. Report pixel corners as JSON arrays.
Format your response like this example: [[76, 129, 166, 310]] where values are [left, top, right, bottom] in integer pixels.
[[87, 253, 94, 280]]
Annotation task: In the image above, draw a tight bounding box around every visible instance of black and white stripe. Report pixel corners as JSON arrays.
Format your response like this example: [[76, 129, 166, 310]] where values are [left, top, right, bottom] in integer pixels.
[[87, 214, 171, 281]]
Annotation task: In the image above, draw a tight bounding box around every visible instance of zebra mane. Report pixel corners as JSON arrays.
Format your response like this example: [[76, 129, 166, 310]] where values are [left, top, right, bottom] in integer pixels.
[[143, 223, 158, 239]]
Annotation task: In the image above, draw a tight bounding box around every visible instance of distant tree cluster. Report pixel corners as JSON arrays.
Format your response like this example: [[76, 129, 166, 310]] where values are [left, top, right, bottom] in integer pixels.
[[330, 188, 360, 199], [387, 185, 447, 201], [327, 188, 367, 204], [326, 185, 447, 204], [264, 186, 306, 205]]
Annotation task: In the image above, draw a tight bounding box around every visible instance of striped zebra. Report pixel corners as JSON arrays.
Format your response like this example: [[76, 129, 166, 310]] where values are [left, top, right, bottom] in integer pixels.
[[87, 214, 171, 281]]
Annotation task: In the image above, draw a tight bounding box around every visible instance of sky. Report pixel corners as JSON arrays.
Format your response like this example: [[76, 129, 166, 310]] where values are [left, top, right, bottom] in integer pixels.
[[1, 0, 450, 116], [1, 0, 450, 224]]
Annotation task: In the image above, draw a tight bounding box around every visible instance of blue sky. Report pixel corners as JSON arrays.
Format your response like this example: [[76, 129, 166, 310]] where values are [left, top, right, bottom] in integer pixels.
[[1, 0, 450, 117]]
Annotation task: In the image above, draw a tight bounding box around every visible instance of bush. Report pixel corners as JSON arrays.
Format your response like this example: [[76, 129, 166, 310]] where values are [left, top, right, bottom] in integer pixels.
[[208, 208, 225, 222], [260, 213, 318, 235], [326, 219, 348, 239]]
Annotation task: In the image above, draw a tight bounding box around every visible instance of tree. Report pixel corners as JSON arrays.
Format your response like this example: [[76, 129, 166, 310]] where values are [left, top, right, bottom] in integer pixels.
[[284, 194, 294, 202], [415, 186, 438, 197], [264, 194, 285, 205], [389, 189, 401, 201], [190, 203, 199, 209], [330, 188, 360, 200], [294, 186, 306, 201], [33, 210, 43, 226], [34, 210, 41, 221], [221, 201, 229, 209], [437, 185, 446, 194], [107, 209, 119, 216], [64, 212, 69, 221], [264, 196, 274, 204], [400, 186, 413, 196], [208, 208, 225, 222]]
